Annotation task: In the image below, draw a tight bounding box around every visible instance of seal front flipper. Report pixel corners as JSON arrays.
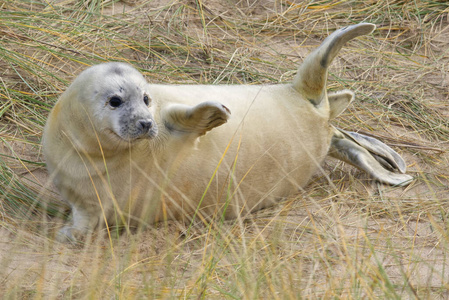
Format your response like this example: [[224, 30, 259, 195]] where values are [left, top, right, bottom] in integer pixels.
[[162, 101, 231, 136], [329, 128, 413, 186]]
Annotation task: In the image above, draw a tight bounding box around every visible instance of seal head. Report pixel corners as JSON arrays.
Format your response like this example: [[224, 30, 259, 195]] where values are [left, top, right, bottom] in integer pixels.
[[75, 62, 158, 143]]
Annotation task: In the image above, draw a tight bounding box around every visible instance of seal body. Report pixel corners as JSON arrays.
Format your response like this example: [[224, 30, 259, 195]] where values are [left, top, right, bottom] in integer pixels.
[[44, 74, 329, 233], [43, 23, 412, 242], [147, 83, 331, 218]]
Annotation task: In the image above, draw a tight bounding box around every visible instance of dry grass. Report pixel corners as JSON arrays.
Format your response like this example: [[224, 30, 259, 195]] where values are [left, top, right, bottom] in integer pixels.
[[1, 0, 449, 298]]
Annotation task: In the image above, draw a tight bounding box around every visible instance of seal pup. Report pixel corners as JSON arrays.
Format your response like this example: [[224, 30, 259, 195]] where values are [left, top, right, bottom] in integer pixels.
[[42, 23, 413, 242]]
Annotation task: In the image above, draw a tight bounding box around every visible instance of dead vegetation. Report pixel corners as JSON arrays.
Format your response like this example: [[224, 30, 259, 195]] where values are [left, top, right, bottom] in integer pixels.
[[1, 0, 449, 298]]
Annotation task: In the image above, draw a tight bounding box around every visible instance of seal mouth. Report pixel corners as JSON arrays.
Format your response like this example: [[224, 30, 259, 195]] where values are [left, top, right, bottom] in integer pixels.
[[135, 129, 158, 140], [106, 127, 158, 143]]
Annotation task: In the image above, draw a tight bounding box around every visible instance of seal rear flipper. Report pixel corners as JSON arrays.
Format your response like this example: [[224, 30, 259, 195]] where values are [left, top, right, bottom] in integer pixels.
[[293, 23, 376, 106], [329, 128, 413, 186], [338, 129, 408, 173], [162, 101, 231, 136]]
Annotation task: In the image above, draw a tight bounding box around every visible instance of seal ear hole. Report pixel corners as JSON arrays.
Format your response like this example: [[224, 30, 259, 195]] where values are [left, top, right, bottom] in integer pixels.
[[143, 94, 150, 106], [109, 96, 123, 108]]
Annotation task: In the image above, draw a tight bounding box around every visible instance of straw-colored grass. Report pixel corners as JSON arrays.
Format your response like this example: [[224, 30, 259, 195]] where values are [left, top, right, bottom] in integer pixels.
[[1, 0, 449, 298]]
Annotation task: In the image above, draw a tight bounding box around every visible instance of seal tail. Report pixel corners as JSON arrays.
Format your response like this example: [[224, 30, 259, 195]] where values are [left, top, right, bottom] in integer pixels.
[[292, 23, 376, 106]]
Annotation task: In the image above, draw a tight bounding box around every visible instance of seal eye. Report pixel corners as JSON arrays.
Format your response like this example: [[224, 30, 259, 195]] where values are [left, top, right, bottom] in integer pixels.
[[109, 96, 123, 108], [143, 94, 150, 106]]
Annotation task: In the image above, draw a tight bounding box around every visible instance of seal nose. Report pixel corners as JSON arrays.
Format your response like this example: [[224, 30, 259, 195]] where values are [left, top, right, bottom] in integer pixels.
[[137, 119, 153, 133]]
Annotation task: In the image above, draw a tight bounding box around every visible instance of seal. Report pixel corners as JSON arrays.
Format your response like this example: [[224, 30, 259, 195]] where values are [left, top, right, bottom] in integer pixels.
[[42, 23, 413, 242]]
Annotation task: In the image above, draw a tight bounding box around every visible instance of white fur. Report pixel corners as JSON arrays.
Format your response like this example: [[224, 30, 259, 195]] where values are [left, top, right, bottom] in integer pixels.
[[42, 23, 411, 243]]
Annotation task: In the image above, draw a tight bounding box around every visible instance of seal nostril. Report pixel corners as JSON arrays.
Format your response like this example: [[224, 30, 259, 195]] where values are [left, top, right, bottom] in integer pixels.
[[137, 119, 153, 133]]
